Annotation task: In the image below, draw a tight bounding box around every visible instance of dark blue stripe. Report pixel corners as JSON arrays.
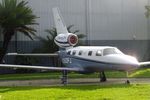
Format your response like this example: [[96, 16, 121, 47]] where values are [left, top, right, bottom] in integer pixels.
[[54, 39, 68, 44], [66, 55, 136, 67]]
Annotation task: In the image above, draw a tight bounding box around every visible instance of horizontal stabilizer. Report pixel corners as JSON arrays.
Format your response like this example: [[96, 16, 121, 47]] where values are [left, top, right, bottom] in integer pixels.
[[0, 64, 81, 71]]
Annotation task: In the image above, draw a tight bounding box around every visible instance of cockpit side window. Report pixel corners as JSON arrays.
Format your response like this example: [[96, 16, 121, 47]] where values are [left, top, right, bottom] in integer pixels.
[[67, 51, 71, 55], [78, 50, 83, 55], [88, 51, 92, 56], [96, 50, 102, 56], [103, 48, 123, 56]]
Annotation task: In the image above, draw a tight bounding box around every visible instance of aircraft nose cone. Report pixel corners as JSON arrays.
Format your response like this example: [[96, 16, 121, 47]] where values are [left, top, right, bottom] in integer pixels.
[[124, 55, 139, 65], [118, 55, 139, 66], [123, 55, 140, 70], [107, 54, 139, 66], [105, 54, 139, 71]]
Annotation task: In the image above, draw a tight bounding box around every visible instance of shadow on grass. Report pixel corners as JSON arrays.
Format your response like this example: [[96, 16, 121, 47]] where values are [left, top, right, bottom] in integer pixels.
[[0, 84, 132, 93]]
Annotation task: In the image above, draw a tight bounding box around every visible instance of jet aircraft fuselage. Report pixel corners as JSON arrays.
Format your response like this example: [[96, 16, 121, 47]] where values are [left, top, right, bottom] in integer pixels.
[[59, 46, 139, 72]]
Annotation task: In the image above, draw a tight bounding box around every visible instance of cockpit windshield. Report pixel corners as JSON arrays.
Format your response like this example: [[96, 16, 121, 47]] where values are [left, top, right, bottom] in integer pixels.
[[103, 48, 123, 56]]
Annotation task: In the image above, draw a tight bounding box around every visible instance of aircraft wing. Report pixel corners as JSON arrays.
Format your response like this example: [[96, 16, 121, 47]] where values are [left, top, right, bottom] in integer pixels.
[[139, 62, 150, 66], [0, 64, 81, 71], [7, 53, 58, 57], [139, 62, 150, 68]]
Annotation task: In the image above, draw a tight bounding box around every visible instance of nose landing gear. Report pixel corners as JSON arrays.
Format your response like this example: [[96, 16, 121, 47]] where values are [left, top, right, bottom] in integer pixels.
[[100, 71, 107, 82], [125, 71, 130, 84], [61, 70, 68, 85]]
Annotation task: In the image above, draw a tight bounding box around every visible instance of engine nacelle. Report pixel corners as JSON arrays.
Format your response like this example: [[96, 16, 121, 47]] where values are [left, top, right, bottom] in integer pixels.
[[54, 33, 78, 48]]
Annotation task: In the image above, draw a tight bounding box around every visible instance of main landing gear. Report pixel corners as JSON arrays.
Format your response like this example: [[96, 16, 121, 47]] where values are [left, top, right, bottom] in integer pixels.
[[61, 70, 108, 85], [125, 71, 130, 84], [99, 71, 107, 82], [61, 70, 68, 85]]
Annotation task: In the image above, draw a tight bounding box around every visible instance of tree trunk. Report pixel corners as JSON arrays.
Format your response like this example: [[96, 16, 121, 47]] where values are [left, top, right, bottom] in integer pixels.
[[0, 32, 13, 63]]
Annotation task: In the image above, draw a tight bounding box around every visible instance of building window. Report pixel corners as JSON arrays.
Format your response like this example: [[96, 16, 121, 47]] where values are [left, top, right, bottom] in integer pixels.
[[78, 50, 83, 55], [67, 51, 71, 55], [88, 51, 92, 56], [96, 50, 102, 56], [72, 50, 76, 55]]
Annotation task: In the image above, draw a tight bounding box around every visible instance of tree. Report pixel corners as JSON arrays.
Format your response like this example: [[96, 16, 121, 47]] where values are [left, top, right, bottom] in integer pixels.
[[145, 5, 150, 60], [34, 28, 58, 53], [0, 0, 38, 63], [32, 25, 85, 66], [145, 6, 150, 18], [34, 25, 86, 53]]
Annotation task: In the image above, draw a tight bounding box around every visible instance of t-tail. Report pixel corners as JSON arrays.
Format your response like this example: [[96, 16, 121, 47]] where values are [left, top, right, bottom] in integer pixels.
[[52, 7, 78, 49]]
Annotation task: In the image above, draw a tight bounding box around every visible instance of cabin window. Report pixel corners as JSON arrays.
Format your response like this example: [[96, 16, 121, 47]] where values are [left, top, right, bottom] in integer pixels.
[[72, 50, 76, 55], [88, 51, 92, 56], [96, 50, 102, 56], [67, 51, 71, 55], [78, 50, 83, 55]]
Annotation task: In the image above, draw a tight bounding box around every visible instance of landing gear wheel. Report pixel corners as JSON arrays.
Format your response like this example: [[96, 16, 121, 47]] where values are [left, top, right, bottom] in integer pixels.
[[126, 80, 130, 84], [100, 71, 107, 82], [125, 71, 130, 84], [61, 70, 68, 85]]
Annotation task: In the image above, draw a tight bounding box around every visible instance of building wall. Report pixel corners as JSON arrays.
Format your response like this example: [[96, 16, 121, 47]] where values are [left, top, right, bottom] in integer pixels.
[[17, 0, 87, 41], [89, 0, 148, 40], [15, 0, 148, 41]]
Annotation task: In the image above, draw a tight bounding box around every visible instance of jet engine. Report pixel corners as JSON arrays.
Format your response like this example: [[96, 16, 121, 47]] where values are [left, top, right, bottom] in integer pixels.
[[54, 33, 78, 48]]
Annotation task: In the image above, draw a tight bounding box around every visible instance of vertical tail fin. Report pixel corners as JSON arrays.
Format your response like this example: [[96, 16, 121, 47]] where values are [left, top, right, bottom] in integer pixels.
[[52, 7, 78, 48], [52, 7, 68, 34]]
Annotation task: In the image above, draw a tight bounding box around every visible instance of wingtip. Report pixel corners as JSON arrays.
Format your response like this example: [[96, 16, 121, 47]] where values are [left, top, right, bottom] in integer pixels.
[[7, 53, 18, 55]]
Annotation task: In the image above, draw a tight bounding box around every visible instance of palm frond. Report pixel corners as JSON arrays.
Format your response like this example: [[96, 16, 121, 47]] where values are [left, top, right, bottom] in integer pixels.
[[18, 26, 36, 36], [35, 36, 47, 43], [145, 5, 150, 18], [73, 30, 80, 34], [45, 28, 57, 40], [67, 25, 74, 33], [17, 28, 33, 40], [77, 34, 86, 38]]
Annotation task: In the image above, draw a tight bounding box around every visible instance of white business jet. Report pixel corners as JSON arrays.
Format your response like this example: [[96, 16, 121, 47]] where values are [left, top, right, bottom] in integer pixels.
[[1, 8, 150, 84]]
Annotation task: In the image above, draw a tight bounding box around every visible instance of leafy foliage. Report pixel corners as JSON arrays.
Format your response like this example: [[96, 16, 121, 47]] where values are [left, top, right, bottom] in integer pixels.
[[0, 0, 38, 39], [32, 25, 86, 67], [13, 56, 39, 73], [34, 25, 86, 53], [144, 5, 150, 61], [145, 6, 150, 18], [34, 28, 58, 53], [0, 0, 38, 62]]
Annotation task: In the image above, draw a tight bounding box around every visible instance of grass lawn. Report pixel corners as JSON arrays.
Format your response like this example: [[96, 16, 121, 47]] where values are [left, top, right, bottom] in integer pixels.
[[0, 69, 150, 80], [0, 84, 150, 100]]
